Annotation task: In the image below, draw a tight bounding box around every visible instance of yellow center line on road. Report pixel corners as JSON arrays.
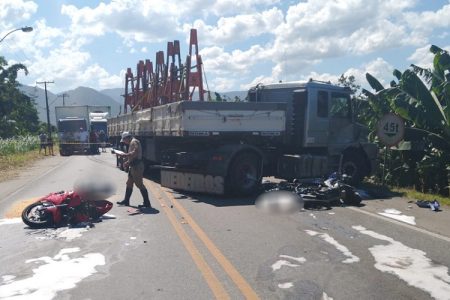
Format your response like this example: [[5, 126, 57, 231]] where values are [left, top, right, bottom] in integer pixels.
[[153, 183, 260, 300], [145, 181, 230, 300]]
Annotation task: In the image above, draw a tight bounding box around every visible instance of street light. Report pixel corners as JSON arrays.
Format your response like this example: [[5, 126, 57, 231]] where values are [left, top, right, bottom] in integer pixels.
[[0, 26, 33, 43]]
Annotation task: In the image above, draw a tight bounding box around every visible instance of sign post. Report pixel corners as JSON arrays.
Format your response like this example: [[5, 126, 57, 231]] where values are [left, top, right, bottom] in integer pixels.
[[376, 113, 405, 185]]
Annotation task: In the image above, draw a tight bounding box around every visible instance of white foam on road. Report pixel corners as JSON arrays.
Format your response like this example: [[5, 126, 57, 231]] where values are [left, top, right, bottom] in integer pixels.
[[279, 255, 306, 264], [378, 209, 416, 225], [1, 276, 15, 284], [278, 282, 294, 289], [353, 225, 450, 300], [305, 230, 360, 263], [322, 291, 334, 300], [33, 227, 89, 241], [0, 247, 105, 299], [271, 260, 300, 271], [57, 228, 89, 241], [0, 218, 22, 226], [272, 254, 306, 271]]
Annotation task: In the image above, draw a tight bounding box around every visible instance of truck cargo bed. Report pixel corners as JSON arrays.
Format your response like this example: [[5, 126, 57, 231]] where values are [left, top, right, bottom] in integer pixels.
[[108, 101, 286, 137]]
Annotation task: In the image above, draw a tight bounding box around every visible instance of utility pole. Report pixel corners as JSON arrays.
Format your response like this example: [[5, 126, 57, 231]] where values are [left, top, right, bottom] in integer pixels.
[[58, 93, 69, 106], [36, 81, 54, 135]]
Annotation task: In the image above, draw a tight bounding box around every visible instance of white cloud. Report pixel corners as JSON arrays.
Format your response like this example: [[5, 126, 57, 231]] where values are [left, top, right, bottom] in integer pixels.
[[202, 0, 281, 16], [408, 44, 450, 70], [266, 0, 426, 83], [9, 0, 450, 94], [344, 58, 395, 89], [404, 3, 450, 33], [188, 7, 283, 45], [201, 45, 269, 76], [240, 75, 275, 91], [0, 0, 37, 28], [61, 1, 179, 43], [408, 45, 435, 69], [209, 77, 237, 92]]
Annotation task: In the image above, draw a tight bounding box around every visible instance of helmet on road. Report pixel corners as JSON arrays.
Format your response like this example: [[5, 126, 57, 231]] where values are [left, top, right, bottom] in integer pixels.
[[120, 131, 132, 142]]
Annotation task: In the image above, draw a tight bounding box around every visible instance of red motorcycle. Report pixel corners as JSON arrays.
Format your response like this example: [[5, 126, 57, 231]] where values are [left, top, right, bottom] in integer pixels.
[[21, 191, 113, 228]]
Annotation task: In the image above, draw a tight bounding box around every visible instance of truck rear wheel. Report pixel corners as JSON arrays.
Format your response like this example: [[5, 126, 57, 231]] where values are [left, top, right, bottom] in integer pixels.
[[226, 152, 262, 196], [342, 152, 367, 186]]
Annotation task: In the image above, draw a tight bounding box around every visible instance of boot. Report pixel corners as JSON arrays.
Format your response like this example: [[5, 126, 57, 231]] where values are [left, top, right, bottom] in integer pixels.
[[117, 187, 133, 206], [138, 188, 152, 208]]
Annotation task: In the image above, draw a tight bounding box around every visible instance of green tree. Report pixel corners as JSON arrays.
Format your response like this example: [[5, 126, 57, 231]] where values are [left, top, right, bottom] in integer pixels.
[[0, 56, 39, 138]]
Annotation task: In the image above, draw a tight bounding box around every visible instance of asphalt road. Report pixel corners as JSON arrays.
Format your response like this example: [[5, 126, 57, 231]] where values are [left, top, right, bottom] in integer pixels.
[[0, 152, 449, 300]]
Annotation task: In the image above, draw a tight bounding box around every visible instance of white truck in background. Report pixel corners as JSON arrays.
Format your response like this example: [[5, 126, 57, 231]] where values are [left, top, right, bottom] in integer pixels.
[[55, 105, 111, 156]]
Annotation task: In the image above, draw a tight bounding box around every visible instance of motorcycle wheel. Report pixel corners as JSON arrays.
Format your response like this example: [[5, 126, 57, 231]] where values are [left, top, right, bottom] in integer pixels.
[[21, 202, 53, 228]]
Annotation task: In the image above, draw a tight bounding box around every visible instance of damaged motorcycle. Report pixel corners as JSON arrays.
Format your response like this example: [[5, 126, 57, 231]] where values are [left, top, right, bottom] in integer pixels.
[[21, 191, 113, 228]]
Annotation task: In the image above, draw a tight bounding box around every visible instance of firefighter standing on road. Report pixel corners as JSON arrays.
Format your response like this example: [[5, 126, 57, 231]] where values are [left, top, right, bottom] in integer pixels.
[[116, 132, 152, 209]]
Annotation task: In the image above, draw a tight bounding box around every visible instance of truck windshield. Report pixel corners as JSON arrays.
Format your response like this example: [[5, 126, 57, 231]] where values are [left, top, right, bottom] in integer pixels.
[[330, 93, 351, 119], [91, 121, 107, 133], [58, 119, 87, 132]]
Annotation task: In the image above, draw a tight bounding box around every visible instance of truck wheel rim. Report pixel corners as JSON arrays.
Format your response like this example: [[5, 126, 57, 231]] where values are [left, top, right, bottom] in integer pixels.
[[343, 161, 357, 177], [237, 163, 257, 189]]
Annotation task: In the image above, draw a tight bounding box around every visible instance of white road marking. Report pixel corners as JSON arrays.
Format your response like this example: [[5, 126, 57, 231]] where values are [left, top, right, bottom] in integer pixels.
[[353, 225, 450, 300], [347, 207, 450, 243], [0, 218, 22, 226], [0, 248, 105, 299], [305, 230, 360, 263], [278, 282, 293, 289], [378, 209, 416, 225]]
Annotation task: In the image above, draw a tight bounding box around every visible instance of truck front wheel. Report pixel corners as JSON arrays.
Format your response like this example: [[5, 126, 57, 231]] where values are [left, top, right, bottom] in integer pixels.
[[226, 152, 262, 196]]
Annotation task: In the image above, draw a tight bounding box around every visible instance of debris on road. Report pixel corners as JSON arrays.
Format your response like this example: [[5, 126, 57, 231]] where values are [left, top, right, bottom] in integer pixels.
[[416, 200, 441, 212], [258, 173, 362, 213]]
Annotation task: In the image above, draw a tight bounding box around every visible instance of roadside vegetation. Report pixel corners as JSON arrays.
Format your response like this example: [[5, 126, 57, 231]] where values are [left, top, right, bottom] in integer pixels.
[[340, 45, 450, 202], [0, 56, 52, 181]]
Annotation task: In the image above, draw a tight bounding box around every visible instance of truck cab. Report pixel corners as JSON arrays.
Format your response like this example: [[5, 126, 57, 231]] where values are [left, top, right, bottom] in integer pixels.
[[248, 80, 377, 184]]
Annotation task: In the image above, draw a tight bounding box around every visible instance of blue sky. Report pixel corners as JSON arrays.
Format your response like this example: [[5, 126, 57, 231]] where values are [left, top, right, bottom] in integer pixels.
[[1, 0, 449, 93]]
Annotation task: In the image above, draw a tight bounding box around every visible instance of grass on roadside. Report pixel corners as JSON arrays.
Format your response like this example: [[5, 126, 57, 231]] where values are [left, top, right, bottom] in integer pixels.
[[360, 180, 450, 206], [0, 136, 58, 182], [392, 187, 450, 207]]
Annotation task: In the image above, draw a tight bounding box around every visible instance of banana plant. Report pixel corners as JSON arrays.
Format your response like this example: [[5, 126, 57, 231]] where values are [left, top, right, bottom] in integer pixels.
[[363, 45, 450, 193]]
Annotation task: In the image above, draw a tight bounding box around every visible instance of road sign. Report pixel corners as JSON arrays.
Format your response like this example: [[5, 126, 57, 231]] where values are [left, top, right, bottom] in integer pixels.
[[376, 113, 405, 147]]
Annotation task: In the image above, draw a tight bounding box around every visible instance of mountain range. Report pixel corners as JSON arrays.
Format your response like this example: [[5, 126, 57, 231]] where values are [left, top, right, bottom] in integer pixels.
[[18, 85, 248, 125]]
